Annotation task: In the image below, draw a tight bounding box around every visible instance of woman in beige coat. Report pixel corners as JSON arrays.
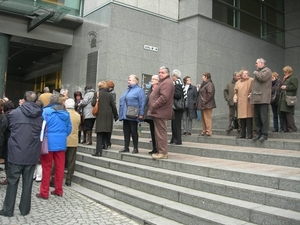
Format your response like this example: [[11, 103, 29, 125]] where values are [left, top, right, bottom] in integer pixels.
[[233, 70, 254, 139]]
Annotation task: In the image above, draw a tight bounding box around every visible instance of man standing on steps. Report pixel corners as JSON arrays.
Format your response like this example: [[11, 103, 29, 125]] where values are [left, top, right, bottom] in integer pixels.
[[224, 71, 240, 135], [250, 58, 272, 142], [148, 66, 175, 159]]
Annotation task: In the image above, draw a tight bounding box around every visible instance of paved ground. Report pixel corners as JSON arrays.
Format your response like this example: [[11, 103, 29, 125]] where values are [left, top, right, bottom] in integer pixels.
[[0, 169, 139, 225]]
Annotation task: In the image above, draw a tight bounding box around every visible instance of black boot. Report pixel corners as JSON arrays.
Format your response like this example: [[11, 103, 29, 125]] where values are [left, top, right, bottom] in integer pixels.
[[132, 148, 139, 154]]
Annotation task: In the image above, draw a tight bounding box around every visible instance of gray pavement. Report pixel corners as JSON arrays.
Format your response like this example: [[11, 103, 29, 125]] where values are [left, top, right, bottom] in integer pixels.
[[0, 169, 139, 225]]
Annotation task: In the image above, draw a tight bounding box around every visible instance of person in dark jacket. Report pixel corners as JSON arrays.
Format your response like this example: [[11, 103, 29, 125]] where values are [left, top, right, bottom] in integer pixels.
[[144, 75, 159, 154], [250, 58, 272, 141], [182, 76, 197, 136], [0, 100, 15, 186], [278, 65, 298, 133], [91, 81, 118, 156], [196, 72, 216, 136], [170, 69, 187, 145], [270, 72, 283, 132], [224, 72, 240, 134], [0, 91, 43, 217]]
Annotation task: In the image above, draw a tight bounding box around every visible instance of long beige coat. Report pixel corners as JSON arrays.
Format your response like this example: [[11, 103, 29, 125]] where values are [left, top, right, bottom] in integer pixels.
[[234, 78, 254, 119], [66, 109, 81, 147]]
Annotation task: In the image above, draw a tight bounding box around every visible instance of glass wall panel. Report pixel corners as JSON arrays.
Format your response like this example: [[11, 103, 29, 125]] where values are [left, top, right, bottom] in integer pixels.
[[240, 0, 260, 17]]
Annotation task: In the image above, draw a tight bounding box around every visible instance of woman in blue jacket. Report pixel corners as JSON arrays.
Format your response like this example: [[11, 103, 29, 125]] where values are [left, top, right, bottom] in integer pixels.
[[118, 74, 146, 154], [36, 94, 72, 199]]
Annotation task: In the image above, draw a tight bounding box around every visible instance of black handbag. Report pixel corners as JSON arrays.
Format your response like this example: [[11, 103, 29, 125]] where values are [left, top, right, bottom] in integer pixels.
[[173, 98, 185, 110]]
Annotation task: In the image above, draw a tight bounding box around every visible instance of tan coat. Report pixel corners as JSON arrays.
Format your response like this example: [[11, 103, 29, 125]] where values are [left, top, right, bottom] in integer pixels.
[[38, 93, 52, 107], [66, 109, 81, 147], [234, 78, 254, 119]]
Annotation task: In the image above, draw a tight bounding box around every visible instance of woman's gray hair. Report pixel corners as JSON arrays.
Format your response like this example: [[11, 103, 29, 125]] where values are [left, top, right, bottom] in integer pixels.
[[152, 75, 159, 80], [65, 98, 75, 109], [49, 94, 60, 104], [129, 74, 139, 84], [172, 69, 182, 78]]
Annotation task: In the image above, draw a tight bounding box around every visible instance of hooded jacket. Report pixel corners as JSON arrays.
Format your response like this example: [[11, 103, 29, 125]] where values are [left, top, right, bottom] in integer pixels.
[[43, 104, 72, 151], [8, 102, 43, 165]]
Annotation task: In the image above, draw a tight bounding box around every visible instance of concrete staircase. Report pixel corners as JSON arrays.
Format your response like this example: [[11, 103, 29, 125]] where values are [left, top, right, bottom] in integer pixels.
[[73, 115, 300, 225]]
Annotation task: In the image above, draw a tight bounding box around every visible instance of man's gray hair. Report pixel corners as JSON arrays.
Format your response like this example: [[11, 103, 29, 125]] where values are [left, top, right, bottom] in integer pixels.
[[24, 91, 37, 102], [257, 58, 266, 65], [49, 94, 60, 104], [160, 66, 170, 75], [172, 69, 182, 78], [44, 87, 50, 93]]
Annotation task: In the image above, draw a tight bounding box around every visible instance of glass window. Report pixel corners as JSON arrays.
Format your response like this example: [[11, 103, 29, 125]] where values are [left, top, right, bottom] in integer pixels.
[[212, 0, 285, 47]]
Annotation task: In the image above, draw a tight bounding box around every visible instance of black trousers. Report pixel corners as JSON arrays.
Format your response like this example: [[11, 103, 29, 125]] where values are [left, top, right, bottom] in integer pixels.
[[253, 104, 269, 137], [240, 118, 253, 138], [171, 110, 183, 144], [123, 120, 138, 149], [147, 120, 157, 151], [1, 163, 36, 216], [96, 132, 108, 154]]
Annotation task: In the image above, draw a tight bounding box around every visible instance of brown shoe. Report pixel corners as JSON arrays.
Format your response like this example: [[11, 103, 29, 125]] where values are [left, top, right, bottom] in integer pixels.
[[0, 179, 7, 185], [36, 193, 48, 199], [152, 153, 168, 159], [51, 191, 63, 197]]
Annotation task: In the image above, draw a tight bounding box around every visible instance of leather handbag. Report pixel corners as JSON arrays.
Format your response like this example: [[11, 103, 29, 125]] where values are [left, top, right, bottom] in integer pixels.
[[173, 98, 185, 110], [285, 90, 297, 106], [92, 92, 99, 116], [41, 136, 49, 155], [126, 105, 139, 119], [286, 95, 297, 106]]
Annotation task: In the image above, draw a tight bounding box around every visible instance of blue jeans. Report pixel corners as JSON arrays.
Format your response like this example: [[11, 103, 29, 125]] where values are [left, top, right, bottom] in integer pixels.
[[197, 110, 202, 121]]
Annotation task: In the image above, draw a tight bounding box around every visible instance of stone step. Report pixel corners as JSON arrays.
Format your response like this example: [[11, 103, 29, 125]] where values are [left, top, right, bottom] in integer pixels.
[[104, 134, 300, 168], [110, 128, 300, 151], [72, 170, 258, 225], [78, 144, 300, 193], [73, 156, 300, 225], [76, 150, 300, 213], [70, 183, 184, 225]]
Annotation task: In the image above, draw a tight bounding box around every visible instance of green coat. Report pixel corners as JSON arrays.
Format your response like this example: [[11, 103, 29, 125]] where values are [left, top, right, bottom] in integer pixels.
[[278, 74, 298, 114]]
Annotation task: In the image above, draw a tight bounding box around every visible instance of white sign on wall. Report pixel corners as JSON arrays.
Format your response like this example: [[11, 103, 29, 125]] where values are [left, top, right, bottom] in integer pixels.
[[144, 45, 158, 52]]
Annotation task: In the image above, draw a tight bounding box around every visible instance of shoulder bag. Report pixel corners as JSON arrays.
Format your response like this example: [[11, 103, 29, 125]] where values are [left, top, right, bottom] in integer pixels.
[[92, 92, 99, 116], [285, 90, 297, 106], [125, 89, 139, 119]]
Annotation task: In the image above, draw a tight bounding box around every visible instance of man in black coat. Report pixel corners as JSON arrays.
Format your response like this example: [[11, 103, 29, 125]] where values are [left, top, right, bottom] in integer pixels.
[[0, 91, 43, 217]]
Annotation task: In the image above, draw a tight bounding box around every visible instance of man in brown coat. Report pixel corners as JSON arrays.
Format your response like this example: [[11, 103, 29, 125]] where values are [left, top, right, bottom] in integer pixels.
[[250, 58, 272, 141], [148, 66, 175, 159]]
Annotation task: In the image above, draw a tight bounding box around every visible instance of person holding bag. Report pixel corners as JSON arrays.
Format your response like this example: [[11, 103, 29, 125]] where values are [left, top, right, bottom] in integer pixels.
[[91, 81, 118, 156], [118, 74, 146, 154], [170, 69, 186, 145], [278, 65, 298, 133]]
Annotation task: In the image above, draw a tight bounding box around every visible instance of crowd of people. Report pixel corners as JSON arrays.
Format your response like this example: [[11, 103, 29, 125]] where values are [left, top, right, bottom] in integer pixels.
[[0, 61, 298, 217]]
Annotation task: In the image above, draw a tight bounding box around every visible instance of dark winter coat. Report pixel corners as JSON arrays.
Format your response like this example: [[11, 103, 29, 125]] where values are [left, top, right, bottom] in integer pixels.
[[185, 84, 197, 119], [92, 89, 118, 133], [224, 78, 237, 106], [0, 114, 9, 157], [196, 79, 216, 110], [270, 78, 282, 105], [250, 66, 272, 105], [8, 102, 43, 165], [278, 74, 298, 114]]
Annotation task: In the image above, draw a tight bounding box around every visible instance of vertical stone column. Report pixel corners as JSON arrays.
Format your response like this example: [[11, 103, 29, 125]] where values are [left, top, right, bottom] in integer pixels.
[[0, 34, 10, 98]]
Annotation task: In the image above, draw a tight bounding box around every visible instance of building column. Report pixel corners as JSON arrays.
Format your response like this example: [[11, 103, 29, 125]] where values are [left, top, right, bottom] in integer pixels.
[[0, 34, 10, 98]]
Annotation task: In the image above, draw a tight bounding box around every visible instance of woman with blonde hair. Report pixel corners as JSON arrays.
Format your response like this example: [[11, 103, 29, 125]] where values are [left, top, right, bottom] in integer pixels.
[[118, 74, 146, 154], [233, 70, 254, 139], [270, 72, 283, 132], [278, 65, 298, 133], [91, 81, 118, 156]]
